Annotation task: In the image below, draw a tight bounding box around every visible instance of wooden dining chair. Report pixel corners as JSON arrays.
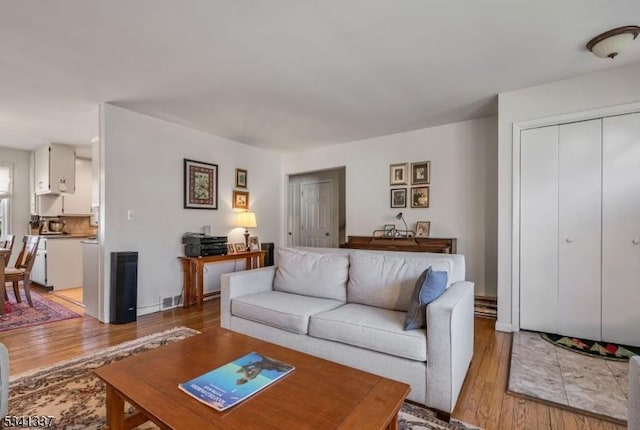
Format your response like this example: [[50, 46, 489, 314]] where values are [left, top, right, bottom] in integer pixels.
[[0, 235, 15, 268], [5, 235, 40, 307]]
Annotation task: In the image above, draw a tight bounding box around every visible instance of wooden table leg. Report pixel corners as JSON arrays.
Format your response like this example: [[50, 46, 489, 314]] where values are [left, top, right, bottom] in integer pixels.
[[386, 413, 399, 430], [181, 258, 191, 309], [259, 252, 265, 268], [105, 385, 125, 430], [196, 260, 204, 311]]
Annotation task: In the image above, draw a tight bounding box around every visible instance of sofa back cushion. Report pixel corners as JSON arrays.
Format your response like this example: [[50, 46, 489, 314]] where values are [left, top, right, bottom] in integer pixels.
[[274, 248, 349, 302], [347, 251, 453, 311]]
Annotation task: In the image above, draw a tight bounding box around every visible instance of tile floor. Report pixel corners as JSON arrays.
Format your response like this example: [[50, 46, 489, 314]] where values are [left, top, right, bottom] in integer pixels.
[[508, 330, 628, 422]]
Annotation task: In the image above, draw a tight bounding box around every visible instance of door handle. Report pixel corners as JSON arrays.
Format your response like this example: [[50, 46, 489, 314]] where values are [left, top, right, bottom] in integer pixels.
[[565, 238, 573, 243], [325, 233, 330, 236], [633, 238, 640, 246], [288, 232, 292, 236]]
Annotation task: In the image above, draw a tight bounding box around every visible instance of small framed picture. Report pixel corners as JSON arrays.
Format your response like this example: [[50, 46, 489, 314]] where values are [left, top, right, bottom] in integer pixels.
[[383, 224, 395, 237], [411, 162, 430, 185], [389, 163, 408, 185], [234, 243, 247, 253], [415, 221, 431, 237], [235, 168, 247, 188], [411, 186, 430, 208], [248, 236, 260, 251], [233, 190, 249, 209], [390, 188, 407, 208], [227, 244, 236, 254]]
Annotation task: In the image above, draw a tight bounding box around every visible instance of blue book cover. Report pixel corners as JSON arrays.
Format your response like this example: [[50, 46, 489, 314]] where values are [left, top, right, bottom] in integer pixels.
[[178, 351, 295, 411]]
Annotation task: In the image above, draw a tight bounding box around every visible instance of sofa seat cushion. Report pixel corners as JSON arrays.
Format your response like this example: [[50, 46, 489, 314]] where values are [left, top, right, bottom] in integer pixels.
[[232, 291, 344, 334], [274, 248, 349, 301], [347, 251, 454, 311], [309, 303, 427, 361]]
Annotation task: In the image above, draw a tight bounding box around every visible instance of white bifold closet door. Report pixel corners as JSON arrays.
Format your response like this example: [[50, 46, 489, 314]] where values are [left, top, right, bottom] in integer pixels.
[[602, 112, 640, 346], [520, 126, 559, 334], [520, 119, 602, 338], [557, 120, 602, 340]]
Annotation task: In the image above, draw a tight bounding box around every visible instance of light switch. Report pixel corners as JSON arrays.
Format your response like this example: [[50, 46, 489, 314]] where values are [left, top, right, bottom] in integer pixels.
[[127, 209, 135, 220]]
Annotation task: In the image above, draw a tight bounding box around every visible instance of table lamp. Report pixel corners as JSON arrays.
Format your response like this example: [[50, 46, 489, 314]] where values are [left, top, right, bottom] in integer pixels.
[[236, 212, 257, 248]]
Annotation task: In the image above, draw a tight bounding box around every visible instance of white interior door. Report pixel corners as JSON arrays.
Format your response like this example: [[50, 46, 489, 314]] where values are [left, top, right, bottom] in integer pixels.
[[602, 112, 640, 346], [300, 181, 334, 247], [520, 126, 559, 333], [558, 119, 602, 340]]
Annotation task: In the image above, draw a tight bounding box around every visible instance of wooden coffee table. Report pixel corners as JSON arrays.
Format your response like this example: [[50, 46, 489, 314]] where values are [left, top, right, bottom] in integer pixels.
[[94, 327, 410, 430]]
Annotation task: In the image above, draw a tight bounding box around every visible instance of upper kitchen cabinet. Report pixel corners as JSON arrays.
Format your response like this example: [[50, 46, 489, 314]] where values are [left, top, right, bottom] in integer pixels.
[[62, 158, 92, 215], [34, 143, 76, 195]]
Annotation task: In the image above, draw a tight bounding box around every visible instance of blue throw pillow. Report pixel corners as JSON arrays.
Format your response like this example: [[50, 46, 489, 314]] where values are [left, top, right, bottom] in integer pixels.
[[403, 267, 448, 330]]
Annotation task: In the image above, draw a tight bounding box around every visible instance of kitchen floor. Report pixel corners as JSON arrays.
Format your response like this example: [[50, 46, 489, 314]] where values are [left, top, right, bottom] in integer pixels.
[[49, 287, 84, 308], [37, 286, 84, 315]]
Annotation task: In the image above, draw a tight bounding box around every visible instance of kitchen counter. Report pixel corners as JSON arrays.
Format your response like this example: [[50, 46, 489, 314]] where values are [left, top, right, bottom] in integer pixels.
[[38, 234, 96, 239]]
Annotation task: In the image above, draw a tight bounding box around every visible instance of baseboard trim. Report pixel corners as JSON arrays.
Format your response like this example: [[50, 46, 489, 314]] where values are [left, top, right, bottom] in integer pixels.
[[495, 321, 514, 332]]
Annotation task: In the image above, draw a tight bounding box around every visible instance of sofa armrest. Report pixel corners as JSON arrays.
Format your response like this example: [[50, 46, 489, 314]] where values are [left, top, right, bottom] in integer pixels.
[[426, 280, 474, 413], [220, 266, 277, 328]]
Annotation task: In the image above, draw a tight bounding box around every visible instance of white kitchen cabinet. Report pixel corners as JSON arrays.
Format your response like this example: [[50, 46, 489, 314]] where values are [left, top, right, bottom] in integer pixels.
[[519, 112, 640, 346], [82, 240, 100, 320], [34, 143, 76, 195], [46, 238, 84, 290], [62, 158, 92, 215]]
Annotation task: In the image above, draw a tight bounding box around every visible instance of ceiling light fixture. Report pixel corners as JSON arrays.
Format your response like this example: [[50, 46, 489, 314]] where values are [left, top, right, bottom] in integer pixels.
[[586, 25, 640, 59]]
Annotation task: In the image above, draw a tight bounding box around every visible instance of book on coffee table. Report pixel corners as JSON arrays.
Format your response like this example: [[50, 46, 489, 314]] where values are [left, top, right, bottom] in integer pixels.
[[178, 351, 295, 411]]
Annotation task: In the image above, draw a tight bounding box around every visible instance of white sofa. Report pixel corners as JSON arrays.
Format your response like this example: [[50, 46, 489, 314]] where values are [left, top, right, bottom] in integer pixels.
[[220, 247, 474, 414]]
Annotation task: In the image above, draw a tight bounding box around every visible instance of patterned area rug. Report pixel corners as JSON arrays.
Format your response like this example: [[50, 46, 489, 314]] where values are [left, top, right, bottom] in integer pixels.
[[9, 326, 479, 429], [0, 289, 81, 332], [541, 332, 640, 361]]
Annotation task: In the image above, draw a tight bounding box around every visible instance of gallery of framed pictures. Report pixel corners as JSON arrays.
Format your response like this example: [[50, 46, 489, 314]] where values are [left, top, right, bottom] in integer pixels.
[[389, 161, 430, 208], [184, 159, 218, 209]]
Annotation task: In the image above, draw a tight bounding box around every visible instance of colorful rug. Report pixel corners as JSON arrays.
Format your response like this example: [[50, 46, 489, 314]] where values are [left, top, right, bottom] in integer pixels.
[[9, 326, 480, 430], [0, 289, 82, 332], [541, 332, 640, 361]]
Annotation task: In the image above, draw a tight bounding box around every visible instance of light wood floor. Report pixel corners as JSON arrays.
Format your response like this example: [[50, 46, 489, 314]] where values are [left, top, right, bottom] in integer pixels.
[[0, 289, 624, 430]]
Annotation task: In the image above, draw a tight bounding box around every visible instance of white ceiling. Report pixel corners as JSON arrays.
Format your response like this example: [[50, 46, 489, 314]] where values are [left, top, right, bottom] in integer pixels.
[[1, 1, 639, 152]]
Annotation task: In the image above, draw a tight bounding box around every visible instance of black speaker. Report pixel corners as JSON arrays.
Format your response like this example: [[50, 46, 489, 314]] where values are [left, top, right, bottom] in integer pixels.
[[110, 251, 138, 324], [261, 242, 274, 266]]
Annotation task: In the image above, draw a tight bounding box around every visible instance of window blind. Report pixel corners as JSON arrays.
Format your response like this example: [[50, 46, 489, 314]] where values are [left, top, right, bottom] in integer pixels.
[[0, 163, 12, 197]]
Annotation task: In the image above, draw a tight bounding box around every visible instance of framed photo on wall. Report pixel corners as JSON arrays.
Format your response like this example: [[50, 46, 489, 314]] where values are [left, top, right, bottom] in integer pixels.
[[411, 186, 430, 208], [235, 168, 247, 188], [184, 159, 218, 210], [415, 221, 431, 237], [411, 161, 430, 185], [390, 188, 407, 208], [389, 163, 408, 185], [233, 190, 250, 209]]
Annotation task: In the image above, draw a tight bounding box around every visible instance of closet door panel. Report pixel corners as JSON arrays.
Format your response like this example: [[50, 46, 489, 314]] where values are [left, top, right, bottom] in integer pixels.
[[602, 112, 640, 346], [558, 120, 602, 340], [520, 126, 559, 333]]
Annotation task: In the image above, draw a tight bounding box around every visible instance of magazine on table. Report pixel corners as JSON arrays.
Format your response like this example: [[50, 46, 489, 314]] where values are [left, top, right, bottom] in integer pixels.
[[178, 351, 295, 411]]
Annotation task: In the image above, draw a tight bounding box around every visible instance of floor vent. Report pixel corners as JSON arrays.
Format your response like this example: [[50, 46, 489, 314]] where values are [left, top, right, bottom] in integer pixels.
[[161, 296, 174, 310]]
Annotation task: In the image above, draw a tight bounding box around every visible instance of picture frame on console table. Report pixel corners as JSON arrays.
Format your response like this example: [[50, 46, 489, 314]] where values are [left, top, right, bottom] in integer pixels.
[[184, 159, 218, 210], [415, 221, 431, 237], [248, 236, 260, 251], [234, 243, 247, 253], [227, 244, 236, 255], [411, 186, 429, 208], [390, 188, 407, 208]]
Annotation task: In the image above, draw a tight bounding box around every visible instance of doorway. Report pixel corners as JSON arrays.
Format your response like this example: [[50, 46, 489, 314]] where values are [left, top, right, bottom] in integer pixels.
[[287, 167, 345, 248]]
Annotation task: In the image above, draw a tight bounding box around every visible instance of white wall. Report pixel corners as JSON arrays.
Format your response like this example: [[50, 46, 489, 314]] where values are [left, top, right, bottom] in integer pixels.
[[497, 62, 640, 330], [101, 104, 282, 320], [0, 147, 30, 266], [282, 116, 498, 296]]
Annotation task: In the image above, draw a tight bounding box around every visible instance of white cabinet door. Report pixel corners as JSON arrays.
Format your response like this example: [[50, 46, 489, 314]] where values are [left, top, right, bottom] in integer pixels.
[[34, 145, 50, 194], [520, 126, 559, 333], [37, 195, 63, 217], [47, 239, 83, 290], [602, 112, 640, 346], [62, 158, 92, 215], [558, 119, 602, 340]]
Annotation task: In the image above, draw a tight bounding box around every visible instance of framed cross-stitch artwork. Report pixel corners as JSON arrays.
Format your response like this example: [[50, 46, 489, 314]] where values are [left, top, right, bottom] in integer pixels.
[[184, 159, 218, 210]]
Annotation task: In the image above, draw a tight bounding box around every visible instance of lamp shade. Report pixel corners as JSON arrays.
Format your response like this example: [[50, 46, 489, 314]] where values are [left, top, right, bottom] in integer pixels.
[[236, 212, 257, 228]]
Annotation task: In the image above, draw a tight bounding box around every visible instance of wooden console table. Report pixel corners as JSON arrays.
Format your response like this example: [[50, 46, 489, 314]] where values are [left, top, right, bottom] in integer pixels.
[[179, 251, 266, 310], [340, 236, 457, 254]]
